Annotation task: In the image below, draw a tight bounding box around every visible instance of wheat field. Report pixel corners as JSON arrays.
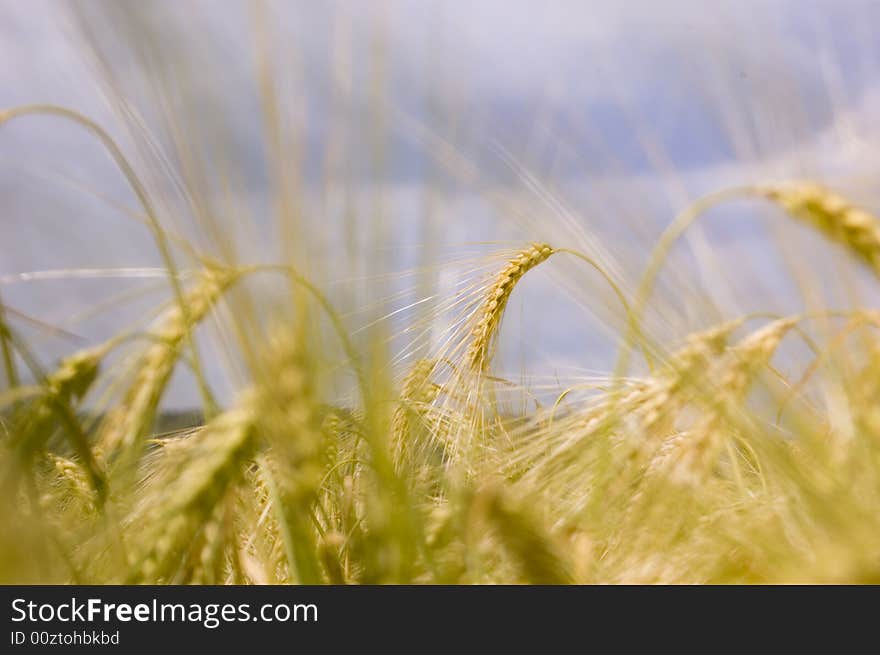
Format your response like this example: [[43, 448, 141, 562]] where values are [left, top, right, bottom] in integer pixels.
[[3, 1, 880, 584]]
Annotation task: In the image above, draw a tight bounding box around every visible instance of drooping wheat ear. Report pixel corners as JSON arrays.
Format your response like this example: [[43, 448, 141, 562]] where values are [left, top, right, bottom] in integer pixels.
[[468, 243, 555, 372], [391, 359, 441, 468], [7, 344, 108, 498], [98, 267, 237, 460], [11, 344, 102, 444], [763, 184, 880, 276], [19, 346, 103, 455]]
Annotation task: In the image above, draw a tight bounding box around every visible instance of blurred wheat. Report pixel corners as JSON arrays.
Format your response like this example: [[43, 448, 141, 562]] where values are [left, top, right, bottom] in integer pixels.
[[4, 5, 880, 585]]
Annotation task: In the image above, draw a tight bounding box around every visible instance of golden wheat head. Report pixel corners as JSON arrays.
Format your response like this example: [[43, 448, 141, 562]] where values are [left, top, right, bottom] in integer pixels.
[[467, 243, 555, 372], [764, 184, 880, 276]]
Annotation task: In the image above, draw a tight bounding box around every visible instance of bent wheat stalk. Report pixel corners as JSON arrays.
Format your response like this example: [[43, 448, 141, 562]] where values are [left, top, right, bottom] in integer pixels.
[[616, 182, 880, 379], [0, 104, 214, 415]]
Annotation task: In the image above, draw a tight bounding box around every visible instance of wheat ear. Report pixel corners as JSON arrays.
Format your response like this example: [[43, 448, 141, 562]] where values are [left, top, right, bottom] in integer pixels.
[[133, 390, 258, 582], [762, 184, 880, 276], [5, 344, 108, 499], [468, 243, 555, 372], [653, 317, 798, 486], [98, 267, 236, 460]]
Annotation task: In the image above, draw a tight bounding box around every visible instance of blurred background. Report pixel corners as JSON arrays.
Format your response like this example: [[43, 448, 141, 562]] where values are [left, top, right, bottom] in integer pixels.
[[3, 0, 880, 409]]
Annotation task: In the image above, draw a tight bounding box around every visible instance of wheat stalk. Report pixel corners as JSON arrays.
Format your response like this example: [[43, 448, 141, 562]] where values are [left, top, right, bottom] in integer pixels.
[[0, 105, 219, 414]]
